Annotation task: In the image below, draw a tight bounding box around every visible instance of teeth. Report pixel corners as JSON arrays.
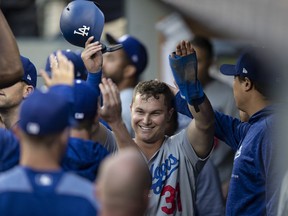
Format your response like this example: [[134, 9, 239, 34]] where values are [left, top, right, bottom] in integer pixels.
[[140, 126, 151, 130]]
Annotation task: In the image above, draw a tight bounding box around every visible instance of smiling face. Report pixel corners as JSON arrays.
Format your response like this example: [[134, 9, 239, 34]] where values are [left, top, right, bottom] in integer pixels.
[[131, 93, 171, 145]]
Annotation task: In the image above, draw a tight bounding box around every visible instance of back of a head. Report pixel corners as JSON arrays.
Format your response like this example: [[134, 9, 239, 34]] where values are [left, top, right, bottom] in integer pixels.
[[18, 88, 73, 141], [96, 148, 151, 215]]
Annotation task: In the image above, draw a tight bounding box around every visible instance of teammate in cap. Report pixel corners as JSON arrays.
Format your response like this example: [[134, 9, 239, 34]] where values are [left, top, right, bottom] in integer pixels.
[[60, 80, 110, 181], [0, 54, 99, 216], [0, 55, 37, 129], [174, 47, 282, 215], [101, 33, 148, 136]]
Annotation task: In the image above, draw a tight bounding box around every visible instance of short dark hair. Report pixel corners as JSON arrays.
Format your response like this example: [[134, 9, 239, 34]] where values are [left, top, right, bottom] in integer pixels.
[[132, 80, 174, 110], [191, 36, 214, 60]]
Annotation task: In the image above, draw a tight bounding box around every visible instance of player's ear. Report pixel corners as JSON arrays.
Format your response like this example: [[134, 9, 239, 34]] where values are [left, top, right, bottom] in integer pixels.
[[23, 85, 34, 98], [123, 64, 136, 79], [243, 77, 253, 91]]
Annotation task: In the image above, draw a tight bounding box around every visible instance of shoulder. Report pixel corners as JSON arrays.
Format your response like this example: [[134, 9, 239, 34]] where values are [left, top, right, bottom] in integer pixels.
[[0, 166, 30, 192], [57, 173, 96, 201]]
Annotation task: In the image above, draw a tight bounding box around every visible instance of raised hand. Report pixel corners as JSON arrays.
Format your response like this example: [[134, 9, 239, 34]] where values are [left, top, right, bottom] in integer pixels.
[[81, 36, 103, 73], [99, 78, 122, 124], [40, 51, 74, 87]]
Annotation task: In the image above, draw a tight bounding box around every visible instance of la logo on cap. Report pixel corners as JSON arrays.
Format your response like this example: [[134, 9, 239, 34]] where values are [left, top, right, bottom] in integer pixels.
[[242, 68, 248, 74]]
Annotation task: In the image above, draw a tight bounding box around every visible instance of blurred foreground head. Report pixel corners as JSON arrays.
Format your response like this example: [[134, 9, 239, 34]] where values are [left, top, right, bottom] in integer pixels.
[[96, 148, 151, 216]]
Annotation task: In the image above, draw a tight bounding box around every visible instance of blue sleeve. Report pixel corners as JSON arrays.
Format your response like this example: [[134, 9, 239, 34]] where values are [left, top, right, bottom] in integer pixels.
[[214, 110, 250, 151], [0, 129, 20, 172], [175, 91, 249, 151], [86, 71, 102, 97], [259, 121, 283, 215]]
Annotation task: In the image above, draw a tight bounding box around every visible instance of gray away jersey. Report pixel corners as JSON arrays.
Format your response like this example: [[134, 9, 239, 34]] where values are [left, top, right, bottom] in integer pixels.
[[145, 129, 207, 216]]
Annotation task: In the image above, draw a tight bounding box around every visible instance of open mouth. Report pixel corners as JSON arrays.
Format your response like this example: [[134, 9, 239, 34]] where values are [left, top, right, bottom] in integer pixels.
[[139, 125, 154, 131]]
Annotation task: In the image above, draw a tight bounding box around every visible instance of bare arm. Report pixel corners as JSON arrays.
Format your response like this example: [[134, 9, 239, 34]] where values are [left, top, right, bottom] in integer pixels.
[[0, 10, 23, 88], [172, 41, 214, 158]]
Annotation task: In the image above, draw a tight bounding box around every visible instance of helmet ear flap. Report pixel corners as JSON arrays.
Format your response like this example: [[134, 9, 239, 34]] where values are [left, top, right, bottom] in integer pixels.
[[60, 1, 105, 48]]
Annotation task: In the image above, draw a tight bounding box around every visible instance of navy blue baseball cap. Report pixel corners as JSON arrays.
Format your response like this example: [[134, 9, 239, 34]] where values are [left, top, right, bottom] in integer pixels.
[[19, 89, 74, 135], [220, 48, 274, 82], [21, 55, 37, 88], [60, 0, 105, 48], [45, 50, 87, 80], [73, 80, 99, 120], [106, 33, 148, 76]]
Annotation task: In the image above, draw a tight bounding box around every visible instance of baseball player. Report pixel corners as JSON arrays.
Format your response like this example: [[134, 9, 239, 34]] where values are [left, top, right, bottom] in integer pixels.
[[101, 33, 148, 137], [0, 56, 99, 215], [173, 47, 283, 215], [94, 40, 215, 215], [60, 80, 110, 182], [0, 55, 37, 130]]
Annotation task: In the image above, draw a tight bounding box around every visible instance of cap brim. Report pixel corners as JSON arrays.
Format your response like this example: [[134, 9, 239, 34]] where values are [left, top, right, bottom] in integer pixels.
[[105, 33, 119, 45], [220, 64, 237, 76]]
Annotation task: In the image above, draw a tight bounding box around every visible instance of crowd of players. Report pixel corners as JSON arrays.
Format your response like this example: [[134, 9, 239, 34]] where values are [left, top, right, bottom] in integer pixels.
[[0, 2, 287, 216]]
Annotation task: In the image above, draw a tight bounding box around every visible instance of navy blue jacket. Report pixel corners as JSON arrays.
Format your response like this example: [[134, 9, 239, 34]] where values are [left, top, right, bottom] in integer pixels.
[[175, 92, 282, 215]]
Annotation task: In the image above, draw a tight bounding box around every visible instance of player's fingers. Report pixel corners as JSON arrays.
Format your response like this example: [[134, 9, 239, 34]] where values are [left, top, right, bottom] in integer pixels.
[[84, 45, 103, 58], [99, 78, 110, 107], [107, 78, 120, 104], [186, 41, 194, 55], [85, 36, 94, 48], [56, 50, 68, 71], [176, 44, 182, 56], [180, 40, 187, 56], [49, 54, 58, 74], [39, 69, 52, 87]]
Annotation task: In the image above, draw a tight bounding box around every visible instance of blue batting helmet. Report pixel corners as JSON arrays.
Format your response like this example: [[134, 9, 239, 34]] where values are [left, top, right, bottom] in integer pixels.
[[60, 0, 105, 48]]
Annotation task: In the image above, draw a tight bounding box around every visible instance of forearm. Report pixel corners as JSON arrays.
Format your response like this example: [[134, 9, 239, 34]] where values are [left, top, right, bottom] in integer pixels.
[[187, 96, 215, 158], [109, 120, 139, 150], [0, 10, 23, 87], [188, 95, 214, 131]]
